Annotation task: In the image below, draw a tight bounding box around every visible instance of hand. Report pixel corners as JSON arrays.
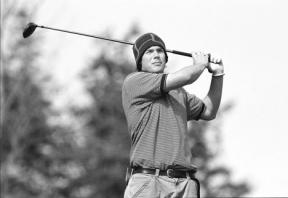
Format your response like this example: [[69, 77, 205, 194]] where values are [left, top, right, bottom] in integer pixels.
[[191, 51, 209, 67], [207, 55, 224, 76]]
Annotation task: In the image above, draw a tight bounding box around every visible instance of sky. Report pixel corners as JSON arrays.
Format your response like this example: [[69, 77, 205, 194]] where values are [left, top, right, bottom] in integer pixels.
[[22, 0, 288, 196]]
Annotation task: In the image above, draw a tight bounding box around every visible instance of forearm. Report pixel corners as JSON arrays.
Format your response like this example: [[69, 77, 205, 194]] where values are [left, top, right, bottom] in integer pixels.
[[201, 75, 223, 120], [164, 63, 206, 92]]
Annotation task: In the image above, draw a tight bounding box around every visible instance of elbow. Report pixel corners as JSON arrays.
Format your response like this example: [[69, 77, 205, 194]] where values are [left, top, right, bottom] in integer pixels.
[[207, 114, 217, 121], [201, 111, 217, 121], [208, 110, 219, 120], [201, 100, 220, 121]]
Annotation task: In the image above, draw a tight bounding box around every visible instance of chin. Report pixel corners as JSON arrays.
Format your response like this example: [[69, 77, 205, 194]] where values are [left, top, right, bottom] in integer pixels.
[[143, 64, 165, 73], [153, 65, 165, 73], [153, 68, 164, 73]]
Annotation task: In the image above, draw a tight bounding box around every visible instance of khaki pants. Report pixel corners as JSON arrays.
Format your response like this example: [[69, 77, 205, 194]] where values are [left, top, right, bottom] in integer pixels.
[[124, 173, 199, 198]]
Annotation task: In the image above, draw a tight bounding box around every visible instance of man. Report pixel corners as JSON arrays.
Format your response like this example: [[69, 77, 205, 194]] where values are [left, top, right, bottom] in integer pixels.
[[122, 33, 224, 198]]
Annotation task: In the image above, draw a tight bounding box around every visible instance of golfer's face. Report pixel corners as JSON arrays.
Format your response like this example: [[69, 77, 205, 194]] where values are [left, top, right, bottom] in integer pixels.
[[141, 46, 166, 73]]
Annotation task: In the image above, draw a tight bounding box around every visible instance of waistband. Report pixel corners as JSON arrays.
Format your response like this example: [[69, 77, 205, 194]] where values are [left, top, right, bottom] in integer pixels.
[[131, 166, 196, 179]]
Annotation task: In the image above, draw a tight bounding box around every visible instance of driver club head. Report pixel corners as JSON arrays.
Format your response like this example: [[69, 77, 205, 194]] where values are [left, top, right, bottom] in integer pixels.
[[23, 22, 38, 38]]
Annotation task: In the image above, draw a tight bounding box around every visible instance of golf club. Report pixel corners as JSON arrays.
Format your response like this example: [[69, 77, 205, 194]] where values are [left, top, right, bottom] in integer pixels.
[[23, 22, 221, 64]]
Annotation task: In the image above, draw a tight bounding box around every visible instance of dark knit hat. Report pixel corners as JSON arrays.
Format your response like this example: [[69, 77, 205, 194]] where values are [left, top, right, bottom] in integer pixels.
[[133, 33, 168, 71]]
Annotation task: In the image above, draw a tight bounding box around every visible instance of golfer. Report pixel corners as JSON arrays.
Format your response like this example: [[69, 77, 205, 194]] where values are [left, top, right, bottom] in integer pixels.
[[122, 33, 224, 198]]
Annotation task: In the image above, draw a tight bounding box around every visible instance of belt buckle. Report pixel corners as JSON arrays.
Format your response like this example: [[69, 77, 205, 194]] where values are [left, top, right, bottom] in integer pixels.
[[167, 169, 174, 178]]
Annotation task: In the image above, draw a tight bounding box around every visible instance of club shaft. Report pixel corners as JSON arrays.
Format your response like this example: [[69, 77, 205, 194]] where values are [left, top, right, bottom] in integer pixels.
[[37, 25, 195, 57], [38, 25, 133, 46], [36, 24, 219, 63]]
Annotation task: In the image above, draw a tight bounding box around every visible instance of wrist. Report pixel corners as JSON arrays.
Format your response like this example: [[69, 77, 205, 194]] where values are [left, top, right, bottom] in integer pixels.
[[212, 69, 225, 77]]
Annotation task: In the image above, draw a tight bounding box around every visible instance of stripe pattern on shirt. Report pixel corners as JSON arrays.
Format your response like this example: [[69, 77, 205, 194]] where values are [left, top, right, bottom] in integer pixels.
[[122, 72, 204, 170]]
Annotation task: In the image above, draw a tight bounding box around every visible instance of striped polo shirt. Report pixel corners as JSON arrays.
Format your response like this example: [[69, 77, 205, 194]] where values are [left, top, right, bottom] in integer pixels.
[[122, 71, 204, 171]]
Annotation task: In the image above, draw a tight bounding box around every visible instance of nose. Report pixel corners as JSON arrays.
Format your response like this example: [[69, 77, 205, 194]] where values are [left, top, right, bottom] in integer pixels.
[[152, 51, 160, 58]]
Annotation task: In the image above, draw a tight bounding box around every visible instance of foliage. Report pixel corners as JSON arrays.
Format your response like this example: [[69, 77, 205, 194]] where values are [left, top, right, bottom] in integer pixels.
[[69, 29, 139, 198], [188, 103, 251, 197], [1, 1, 250, 197], [1, 2, 82, 198]]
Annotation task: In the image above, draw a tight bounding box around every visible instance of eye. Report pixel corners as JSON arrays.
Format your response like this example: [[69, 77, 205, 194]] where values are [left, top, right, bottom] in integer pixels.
[[157, 48, 164, 53]]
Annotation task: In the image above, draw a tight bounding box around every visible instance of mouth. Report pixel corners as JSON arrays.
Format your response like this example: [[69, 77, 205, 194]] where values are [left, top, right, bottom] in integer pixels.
[[152, 62, 162, 65]]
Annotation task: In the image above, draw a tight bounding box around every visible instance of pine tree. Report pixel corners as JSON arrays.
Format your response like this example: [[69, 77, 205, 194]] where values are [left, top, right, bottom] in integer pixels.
[[1, 2, 82, 197], [188, 103, 250, 197]]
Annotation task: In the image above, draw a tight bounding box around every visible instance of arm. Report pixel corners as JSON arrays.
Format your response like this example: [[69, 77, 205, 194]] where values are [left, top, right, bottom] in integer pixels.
[[200, 57, 224, 120], [163, 52, 209, 92]]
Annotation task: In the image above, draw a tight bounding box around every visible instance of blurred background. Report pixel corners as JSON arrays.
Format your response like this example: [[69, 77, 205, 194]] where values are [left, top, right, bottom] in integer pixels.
[[1, 0, 288, 197]]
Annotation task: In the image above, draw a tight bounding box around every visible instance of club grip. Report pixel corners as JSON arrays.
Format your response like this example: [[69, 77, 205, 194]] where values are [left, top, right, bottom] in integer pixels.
[[168, 50, 220, 64]]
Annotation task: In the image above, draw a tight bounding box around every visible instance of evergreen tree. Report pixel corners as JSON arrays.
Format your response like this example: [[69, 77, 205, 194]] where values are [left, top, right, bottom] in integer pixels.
[[188, 103, 250, 197], [1, 2, 250, 197], [66, 28, 139, 198], [1, 2, 83, 198]]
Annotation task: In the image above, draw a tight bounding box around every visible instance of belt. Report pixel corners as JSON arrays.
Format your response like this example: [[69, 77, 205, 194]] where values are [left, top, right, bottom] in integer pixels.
[[132, 167, 196, 179]]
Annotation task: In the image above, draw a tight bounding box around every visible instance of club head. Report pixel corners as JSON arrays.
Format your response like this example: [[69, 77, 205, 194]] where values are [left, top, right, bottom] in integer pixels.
[[23, 22, 38, 38]]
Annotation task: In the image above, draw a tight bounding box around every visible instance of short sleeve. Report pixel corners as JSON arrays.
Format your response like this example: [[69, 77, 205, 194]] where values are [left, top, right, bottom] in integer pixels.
[[123, 72, 167, 100], [186, 92, 205, 121]]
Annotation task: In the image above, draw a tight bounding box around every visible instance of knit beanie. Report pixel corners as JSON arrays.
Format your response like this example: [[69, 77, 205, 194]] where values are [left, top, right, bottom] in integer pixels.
[[133, 33, 168, 71]]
